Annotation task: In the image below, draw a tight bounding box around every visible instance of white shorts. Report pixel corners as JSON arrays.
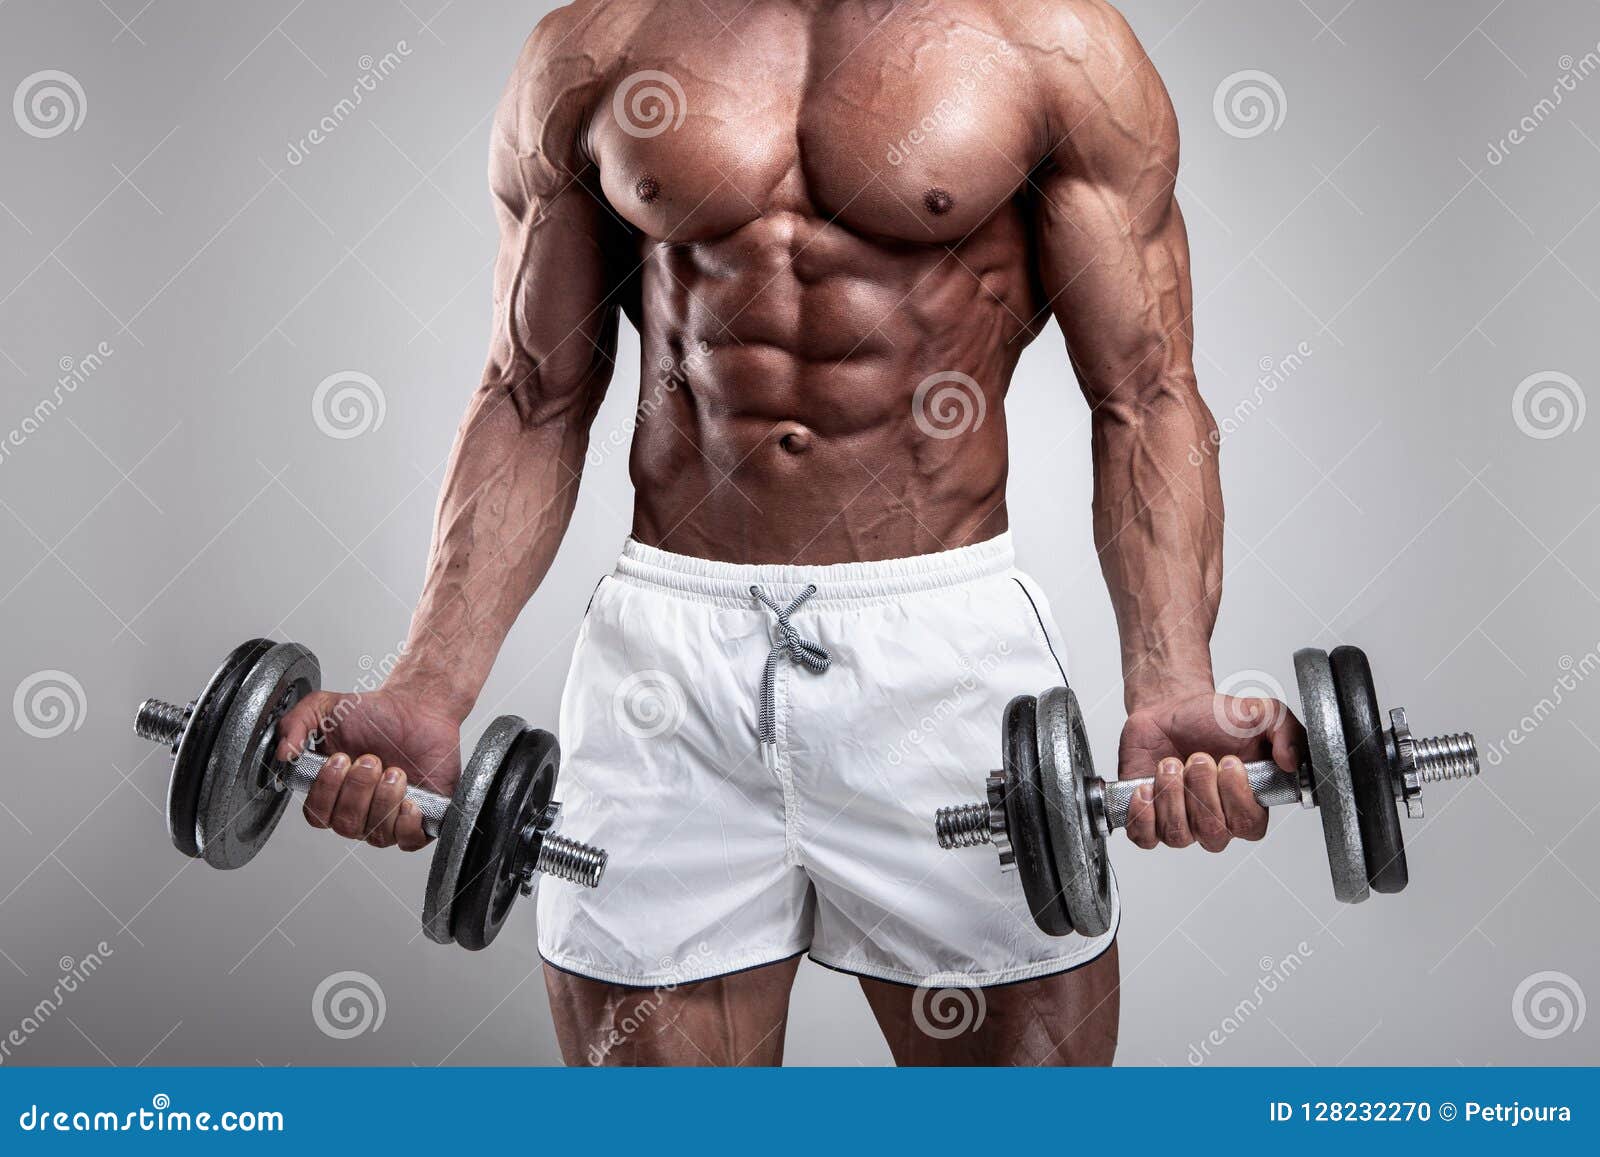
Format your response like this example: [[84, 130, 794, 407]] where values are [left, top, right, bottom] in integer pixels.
[[536, 532, 1119, 988]]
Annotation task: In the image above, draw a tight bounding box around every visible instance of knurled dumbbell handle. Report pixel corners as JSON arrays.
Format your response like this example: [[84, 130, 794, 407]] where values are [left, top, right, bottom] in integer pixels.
[[281, 749, 450, 839], [1100, 759, 1305, 831]]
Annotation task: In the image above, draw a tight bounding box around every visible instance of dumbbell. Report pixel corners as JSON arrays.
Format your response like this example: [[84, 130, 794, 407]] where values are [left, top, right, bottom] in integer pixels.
[[934, 646, 1480, 937], [133, 638, 608, 950]]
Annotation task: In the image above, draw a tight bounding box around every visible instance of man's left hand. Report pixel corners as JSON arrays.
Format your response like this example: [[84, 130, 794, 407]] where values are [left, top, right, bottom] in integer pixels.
[[1117, 691, 1305, 852]]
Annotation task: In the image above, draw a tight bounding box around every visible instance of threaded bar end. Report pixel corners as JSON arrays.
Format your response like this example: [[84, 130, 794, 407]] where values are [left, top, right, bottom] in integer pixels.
[[1414, 732, 1479, 782], [536, 835, 607, 888], [936, 802, 992, 850], [134, 698, 187, 747]]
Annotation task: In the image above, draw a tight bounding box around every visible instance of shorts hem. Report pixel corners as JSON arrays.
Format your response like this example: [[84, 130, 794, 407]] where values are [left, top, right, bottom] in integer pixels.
[[538, 944, 810, 990], [807, 914, 1120, 990]]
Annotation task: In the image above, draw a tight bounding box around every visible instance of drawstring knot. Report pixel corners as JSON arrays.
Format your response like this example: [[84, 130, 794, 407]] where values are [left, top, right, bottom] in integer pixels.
[[751, 584, 831, 762]]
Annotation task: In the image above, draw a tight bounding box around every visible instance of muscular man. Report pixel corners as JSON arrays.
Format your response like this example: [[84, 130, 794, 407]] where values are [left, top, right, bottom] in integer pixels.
[[277, 0, 1303, 1065]]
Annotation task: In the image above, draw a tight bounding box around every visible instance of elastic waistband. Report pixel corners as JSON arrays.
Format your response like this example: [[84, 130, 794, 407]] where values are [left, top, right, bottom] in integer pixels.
[[614, 533, 1015, 604]]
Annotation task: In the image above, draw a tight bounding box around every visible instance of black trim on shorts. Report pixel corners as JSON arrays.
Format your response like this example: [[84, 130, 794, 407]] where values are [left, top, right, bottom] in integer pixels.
[[583, 574, 609, 616], [1012, 577, 1067, 684], [806, 912, 1119, 991], [539, 948, 809, 991]]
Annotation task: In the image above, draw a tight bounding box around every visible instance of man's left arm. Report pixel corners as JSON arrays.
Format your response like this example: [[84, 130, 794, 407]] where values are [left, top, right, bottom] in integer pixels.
[[1031, 3, 1301, 852]]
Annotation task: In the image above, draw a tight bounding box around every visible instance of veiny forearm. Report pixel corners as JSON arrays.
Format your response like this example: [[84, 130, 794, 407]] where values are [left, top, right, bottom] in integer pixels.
[[360, 16, 624, 721], [1024, 1, 1226, 712], [386, 387, 594, 719], [1091, 380, 1223, 711]]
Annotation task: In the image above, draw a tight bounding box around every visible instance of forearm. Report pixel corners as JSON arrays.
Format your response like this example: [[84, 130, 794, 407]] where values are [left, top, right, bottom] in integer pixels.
[[372, 24, 618, 720], [1091, 379, 1223, 711], [385, 386, 593, 719]]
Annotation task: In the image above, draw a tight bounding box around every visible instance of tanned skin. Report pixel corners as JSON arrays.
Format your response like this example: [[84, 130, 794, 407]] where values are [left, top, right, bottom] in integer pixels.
[[276, 0, 1303, 1065]]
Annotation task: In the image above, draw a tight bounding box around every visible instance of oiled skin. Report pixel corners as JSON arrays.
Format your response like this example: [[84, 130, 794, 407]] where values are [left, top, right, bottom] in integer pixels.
[[278, 0, 1308, 1066], [381, 0, 1223, 715]]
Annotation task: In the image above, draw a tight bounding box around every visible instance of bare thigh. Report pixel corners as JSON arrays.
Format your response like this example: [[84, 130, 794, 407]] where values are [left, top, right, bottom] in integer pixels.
[[860, 941, 1121, 1066], [544, 956, 801, 1066]]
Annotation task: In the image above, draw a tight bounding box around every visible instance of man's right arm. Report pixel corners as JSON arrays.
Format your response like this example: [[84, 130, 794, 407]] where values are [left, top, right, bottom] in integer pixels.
[[387, 39, 625, 719], [277, 26, 626, 849]]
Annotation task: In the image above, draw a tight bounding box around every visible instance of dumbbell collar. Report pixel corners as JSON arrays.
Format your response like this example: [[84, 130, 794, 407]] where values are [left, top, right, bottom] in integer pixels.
[[509, 801, 565, 897], [983, 773, 1015, 871], [1390, 707, 1426, 819]]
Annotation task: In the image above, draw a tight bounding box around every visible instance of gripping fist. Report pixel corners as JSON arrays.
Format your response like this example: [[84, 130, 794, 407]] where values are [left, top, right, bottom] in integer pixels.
[[1118, 691, 1305, 852], [274, 688, 462, 851]]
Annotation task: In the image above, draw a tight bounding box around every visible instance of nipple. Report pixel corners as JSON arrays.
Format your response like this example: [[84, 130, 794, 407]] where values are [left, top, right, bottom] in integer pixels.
[[923, 187, 954, 216]]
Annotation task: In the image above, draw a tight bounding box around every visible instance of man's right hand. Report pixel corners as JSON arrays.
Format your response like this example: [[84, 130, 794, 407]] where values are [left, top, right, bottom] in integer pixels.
[[274, 688, 463, 852]]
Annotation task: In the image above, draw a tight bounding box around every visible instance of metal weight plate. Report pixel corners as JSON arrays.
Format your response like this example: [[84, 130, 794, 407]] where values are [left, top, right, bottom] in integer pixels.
[[1036, 685, 1114, 938], [422, 714, 525, 945], [1000, 695, 1075, 937], [1330, 646, 1408, 894], [1293, 648, 1369, 904], [167, 638, 275, 858], [197, 642, 320, 870], [451, 728, 560, 951]]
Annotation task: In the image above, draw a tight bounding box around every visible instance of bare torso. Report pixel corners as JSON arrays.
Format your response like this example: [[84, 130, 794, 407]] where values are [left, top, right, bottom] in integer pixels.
[[307, 0, 1254, 1065], [558, 0, 1062, 561]]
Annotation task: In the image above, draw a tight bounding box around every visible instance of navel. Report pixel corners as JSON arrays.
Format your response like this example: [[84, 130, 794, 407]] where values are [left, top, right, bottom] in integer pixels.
[[778, 426, 814, 455]]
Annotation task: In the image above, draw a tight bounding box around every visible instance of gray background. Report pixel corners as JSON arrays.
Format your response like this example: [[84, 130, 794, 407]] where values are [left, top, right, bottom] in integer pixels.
[[1, 0, 1596, 1066]]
